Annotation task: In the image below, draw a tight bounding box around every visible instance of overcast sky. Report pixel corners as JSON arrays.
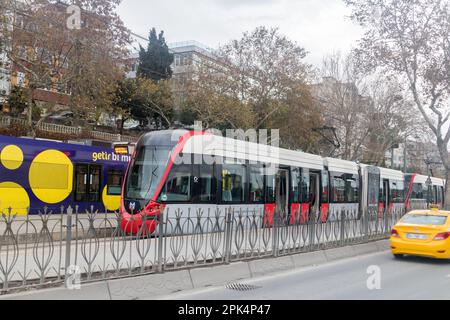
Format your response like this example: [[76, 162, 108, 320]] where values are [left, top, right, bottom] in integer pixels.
[[117, 0, 364, 67]]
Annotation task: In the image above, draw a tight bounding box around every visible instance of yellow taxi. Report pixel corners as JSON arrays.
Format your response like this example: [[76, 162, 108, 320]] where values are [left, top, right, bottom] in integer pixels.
[[391, 208, 450, 259]]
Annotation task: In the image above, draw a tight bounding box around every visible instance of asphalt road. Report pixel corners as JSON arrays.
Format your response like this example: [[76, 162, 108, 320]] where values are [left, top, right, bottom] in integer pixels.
[[160, 252, 450, 300]]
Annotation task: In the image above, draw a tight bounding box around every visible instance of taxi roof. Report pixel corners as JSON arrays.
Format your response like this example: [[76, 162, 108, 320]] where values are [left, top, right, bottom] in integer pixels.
[[407, 209, 450, 216]]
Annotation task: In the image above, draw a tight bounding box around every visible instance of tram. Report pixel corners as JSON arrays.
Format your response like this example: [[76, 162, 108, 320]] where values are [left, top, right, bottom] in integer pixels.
[[405, 173, 445, 210], [118, 130, 446, 233], [0, 134, 130, 215]]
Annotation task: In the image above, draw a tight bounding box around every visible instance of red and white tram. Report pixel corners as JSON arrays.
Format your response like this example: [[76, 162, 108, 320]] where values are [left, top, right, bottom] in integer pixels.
[[405, 173, 445, 210], [118, 130, 446, 233]]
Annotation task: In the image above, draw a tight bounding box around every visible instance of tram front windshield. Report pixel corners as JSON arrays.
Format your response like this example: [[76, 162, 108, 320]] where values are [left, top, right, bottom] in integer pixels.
[[124, 146, 172, 200]]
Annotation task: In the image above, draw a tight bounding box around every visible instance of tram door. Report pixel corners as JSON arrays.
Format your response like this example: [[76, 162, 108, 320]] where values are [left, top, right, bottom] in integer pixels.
[[276, 169, 289, 217], [310, 172, 321, 216], [432, 186, 438, 205], [366, 167, 380, 218]]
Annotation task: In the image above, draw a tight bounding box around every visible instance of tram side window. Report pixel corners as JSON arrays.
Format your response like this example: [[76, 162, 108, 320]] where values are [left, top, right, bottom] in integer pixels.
[[222, 163, 246, 203], [107, 169, 123, 196], [291, 167, 301, 203], [438, 187, 444, 204], [411, 183, 424, 199], [422, 184, 430, 201], [301, 169, 310, 203], [367, 172, 379, 206], [75, 165, 88, 202], [88, 166, 101, 202], [74, 164, 102, 202], [432, 186, 438, 204], [390, 180, 405, 203], [321, 172, 329, 203], [331, 175, 346, 203], [345, 175, 359, 203], [249, 165, 264, 203], [159, 164, 192, 202], [379, 181, 384, 205], [266, 173, 276, 203], [198, 165, 215, 202]]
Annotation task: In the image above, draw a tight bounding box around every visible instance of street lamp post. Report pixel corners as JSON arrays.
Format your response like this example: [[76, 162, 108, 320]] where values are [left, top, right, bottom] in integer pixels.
[[390, 143, 399, 170], [403, 136, 407, 173], [426, 171, 433, 208]]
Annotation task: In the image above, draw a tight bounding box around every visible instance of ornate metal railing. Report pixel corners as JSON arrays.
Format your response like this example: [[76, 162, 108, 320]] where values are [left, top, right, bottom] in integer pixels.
[[0, 205, 405, 295], [0, 116, 137, 142]]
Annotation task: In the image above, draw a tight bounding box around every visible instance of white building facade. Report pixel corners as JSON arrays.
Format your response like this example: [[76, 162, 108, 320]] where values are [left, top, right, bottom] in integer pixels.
[[0, 5, 13, 106]]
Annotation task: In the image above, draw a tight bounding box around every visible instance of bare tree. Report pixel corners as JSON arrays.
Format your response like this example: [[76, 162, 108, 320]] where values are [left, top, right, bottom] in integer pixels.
[[363, 76, 423, 166], [2, 0, 130, 135], [314, 53, 371, 160], [316, 52, 422, 164], [182, 26, 322, 150], [345, 0, 450, 206]]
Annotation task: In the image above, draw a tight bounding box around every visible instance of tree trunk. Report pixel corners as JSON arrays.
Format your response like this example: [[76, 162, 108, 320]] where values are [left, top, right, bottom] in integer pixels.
[[436, 139, 450, 209], [27, 86, 34, 137], [444, 169, 450, 210], [120, 118, 126, 136]]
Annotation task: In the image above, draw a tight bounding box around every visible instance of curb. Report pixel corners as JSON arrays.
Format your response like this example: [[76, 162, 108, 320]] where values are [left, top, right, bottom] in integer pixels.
[[107, 270, 193, 300], [2, 281, 111, 300], [0, 239, 391, 300], [190, 262, 251, 288]]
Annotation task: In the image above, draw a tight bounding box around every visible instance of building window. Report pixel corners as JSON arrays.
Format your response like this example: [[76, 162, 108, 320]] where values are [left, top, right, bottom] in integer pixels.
[[16, 72, 25, 87], [175, 54, 182, 66]]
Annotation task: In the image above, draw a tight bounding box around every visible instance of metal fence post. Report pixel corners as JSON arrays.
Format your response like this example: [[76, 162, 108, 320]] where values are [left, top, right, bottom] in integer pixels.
[[157, 211, 164, 273], [308, 210, 315, 251], [340, 210, 345, 246], [272, 211, 279, 257], [64, 206, 73, 282], [224, 208, 233, 264], [363, 208, 369, 241]]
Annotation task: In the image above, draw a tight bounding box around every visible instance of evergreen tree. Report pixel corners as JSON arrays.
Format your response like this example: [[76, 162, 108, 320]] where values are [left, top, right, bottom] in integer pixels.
[[138, 28, 174, 82], [7, 86, 28, 117]]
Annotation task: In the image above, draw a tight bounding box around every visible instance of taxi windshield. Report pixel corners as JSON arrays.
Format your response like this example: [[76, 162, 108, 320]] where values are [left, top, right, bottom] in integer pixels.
[[401, 214, 448, 226]]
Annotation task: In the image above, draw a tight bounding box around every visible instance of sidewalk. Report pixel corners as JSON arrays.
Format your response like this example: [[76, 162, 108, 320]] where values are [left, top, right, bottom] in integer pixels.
[[0, 239, 390, 300]]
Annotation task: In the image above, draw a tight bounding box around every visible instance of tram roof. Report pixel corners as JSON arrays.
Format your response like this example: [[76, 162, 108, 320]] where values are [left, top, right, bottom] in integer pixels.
[[431, 177, 445, 186], [378, 167, 404, 181], [324, 158, 359, 175], [413, 174, 445, 186], [182, 134, 324, 170]]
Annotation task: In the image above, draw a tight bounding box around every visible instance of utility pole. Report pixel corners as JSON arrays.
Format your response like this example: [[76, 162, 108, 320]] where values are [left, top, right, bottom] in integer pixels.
[[425, 159, 433, 207], [403, 136, 407, 173], [391, 147, 395, 169]]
